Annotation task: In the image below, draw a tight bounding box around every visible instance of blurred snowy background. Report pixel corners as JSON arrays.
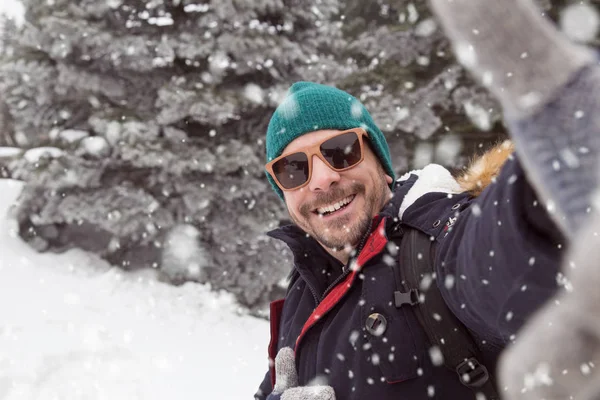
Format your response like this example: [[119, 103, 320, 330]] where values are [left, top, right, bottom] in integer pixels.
[[0, 0, 598, 398], [0, 179, 267, 399]]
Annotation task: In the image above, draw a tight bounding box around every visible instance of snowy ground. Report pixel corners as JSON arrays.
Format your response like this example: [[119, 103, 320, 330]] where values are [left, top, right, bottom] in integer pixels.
[[0, 179, 269, 399]]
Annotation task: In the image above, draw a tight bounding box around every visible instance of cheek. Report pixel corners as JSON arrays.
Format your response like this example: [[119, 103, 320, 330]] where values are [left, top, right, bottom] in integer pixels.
[[351, 167, 375, 185], [284, 191, 304, 215]]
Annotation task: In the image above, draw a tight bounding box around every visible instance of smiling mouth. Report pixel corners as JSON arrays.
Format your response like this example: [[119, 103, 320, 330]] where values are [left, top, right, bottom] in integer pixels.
[[314, 195, 356, 217]]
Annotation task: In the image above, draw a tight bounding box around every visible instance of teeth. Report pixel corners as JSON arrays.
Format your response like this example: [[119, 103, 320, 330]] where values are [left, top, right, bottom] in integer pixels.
[[318, 195, 354, 215]]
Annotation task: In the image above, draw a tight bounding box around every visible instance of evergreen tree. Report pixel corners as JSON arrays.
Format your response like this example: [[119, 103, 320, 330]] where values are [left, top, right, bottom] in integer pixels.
[[0, 14, 17, 147]]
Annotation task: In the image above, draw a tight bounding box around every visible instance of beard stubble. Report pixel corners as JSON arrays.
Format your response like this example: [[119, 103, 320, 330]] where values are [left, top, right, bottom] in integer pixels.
[[294, 175, 389, 250]]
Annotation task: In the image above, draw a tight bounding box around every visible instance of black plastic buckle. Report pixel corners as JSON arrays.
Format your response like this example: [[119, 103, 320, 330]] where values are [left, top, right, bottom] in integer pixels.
[[394, 289, 420, 307], [456, 358, 489, 388]]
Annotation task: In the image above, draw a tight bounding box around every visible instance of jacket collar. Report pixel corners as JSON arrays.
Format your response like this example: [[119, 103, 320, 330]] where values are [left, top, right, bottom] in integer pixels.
[[267, 224, 343, 299]]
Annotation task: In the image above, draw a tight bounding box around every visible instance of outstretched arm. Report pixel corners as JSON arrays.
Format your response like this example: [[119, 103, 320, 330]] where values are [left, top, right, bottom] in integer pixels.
[[436, 156, 565, 344], [429, 0, 600, 238], [428, 1, 600, 398]]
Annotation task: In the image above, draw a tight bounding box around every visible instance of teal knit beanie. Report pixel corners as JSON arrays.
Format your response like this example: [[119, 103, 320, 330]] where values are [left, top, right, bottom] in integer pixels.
[[266, 81, 395, 200]]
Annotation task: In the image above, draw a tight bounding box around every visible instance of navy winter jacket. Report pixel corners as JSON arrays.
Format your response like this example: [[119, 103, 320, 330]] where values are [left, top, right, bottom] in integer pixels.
[[255, 155, 565, 400]]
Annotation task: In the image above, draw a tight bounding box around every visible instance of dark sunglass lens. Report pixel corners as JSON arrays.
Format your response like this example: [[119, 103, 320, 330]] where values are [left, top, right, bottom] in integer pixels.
[[320, 132, 362, 169], [273, 152, 309, 189]]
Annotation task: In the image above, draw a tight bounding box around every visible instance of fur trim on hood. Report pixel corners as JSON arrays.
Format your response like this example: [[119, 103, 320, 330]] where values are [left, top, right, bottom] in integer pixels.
[[457, 140, 515, 197]]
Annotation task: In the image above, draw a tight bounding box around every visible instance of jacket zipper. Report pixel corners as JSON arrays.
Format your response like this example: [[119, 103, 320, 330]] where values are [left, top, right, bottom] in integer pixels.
[[306, 279, 320, 306], [318, 221, 375, 302]]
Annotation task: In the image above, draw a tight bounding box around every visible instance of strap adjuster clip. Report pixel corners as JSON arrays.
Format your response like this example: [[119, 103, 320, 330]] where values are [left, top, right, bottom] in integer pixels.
[[456, 358, 489, 388], [394, 289, 420, 307]]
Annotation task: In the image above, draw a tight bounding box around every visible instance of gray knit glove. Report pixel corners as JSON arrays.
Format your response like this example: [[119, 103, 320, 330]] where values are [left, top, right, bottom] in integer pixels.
[[499, 214, 600, 400], [268, 347, 336, 400], [428, 0, 595, 119]]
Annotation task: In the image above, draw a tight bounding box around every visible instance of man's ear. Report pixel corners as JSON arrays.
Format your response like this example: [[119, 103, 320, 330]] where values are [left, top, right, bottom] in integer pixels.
[[385, 174, 393, 185]]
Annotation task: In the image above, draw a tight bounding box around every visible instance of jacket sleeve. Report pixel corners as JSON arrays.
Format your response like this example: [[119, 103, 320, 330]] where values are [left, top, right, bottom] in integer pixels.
[[254, 370, 273, 400], [436, 155, 566, 343]]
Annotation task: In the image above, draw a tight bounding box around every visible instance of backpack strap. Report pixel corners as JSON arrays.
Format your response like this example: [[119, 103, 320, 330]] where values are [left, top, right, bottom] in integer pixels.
[[390, 226, 499, 400]]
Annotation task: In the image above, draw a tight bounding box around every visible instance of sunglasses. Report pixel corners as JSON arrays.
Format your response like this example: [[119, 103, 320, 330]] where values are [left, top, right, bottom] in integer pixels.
[[266, 128, 369, 191]]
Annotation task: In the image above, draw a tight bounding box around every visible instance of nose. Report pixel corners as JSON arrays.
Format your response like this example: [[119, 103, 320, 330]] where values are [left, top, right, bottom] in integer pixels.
[[308, 155, 341, 192]]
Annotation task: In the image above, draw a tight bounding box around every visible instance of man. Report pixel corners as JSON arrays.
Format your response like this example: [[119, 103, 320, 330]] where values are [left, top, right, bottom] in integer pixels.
[[255, 0, 600, 398]]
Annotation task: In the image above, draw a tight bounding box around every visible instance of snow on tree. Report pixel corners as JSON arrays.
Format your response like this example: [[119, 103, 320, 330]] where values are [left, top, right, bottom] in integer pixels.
[[0, 0, 597, 309]]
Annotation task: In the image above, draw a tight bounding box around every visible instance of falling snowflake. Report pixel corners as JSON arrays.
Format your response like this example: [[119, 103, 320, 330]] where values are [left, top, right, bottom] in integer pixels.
[[560, 3, 600, 43], [429, 346, 444, 366]]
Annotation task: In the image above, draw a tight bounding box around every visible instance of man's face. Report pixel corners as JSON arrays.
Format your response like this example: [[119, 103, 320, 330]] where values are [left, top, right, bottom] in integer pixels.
[[282, 129, 393, 250]]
